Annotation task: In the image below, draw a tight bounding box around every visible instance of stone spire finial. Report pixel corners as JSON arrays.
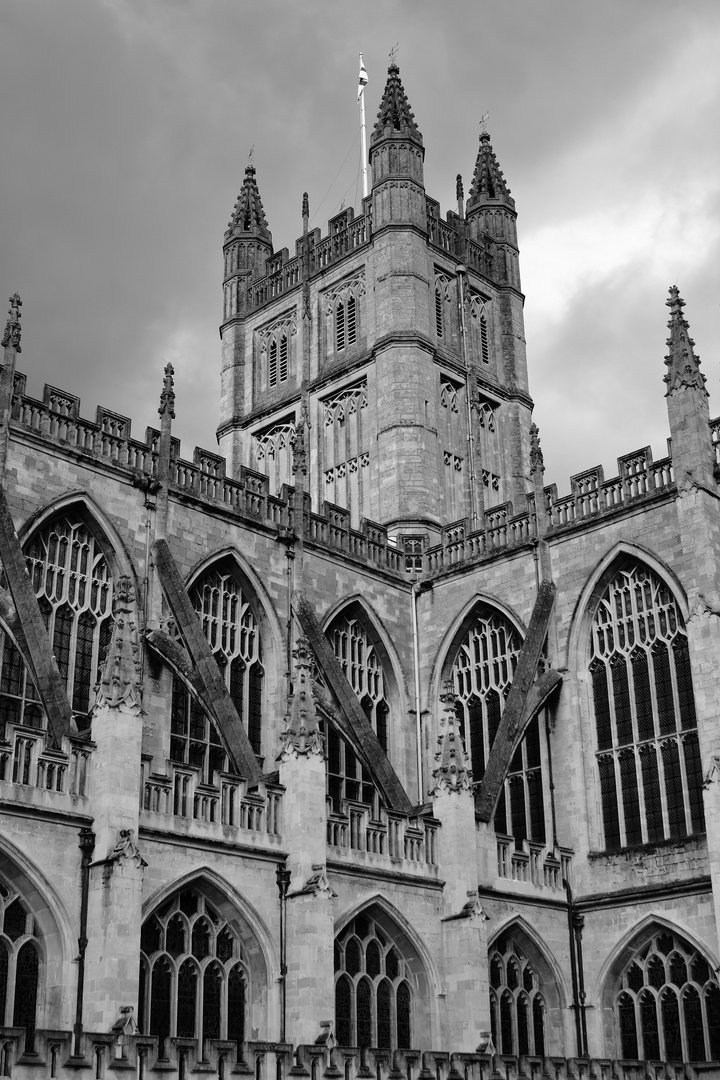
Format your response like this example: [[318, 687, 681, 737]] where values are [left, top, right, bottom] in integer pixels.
[[95, 576, 143, 713], [279, 637, 323, 758], [158, 362, 175, 419], [467, 131, 514, 210], [431, 686, 472, 795], [2, 293, 22, 354], [664, 286, 706, 396], [227, 162, 272, 241], [302, 191, 309, 221], [529, 423, 545, 476], [372, 62, 422, 142]]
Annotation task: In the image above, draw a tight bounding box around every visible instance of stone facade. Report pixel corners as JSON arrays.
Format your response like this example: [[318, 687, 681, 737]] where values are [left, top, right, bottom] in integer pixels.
[[1, 65, 719, 1078]]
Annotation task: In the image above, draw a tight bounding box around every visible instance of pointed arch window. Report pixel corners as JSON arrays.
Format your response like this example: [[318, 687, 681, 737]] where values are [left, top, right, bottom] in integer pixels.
[[19, 514, 114, 730], [615, 927, 720, 1062], [451, 607, 546, 847], [589, 564, 704, 851], [170, 566, 264, 776], [335, 294, 358, 352], [268, 334, 289, 388], [0, 880, 41, 1051], [435, 274, 451, 340], [138, 889, 248, 1052], [323, 612, 390, 813], [489, 936, 546, 1056], [334, 914, 413, 1050]]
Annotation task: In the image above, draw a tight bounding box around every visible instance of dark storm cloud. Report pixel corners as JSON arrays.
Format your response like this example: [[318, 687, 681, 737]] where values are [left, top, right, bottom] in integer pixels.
[[1, 0, 718, 490]]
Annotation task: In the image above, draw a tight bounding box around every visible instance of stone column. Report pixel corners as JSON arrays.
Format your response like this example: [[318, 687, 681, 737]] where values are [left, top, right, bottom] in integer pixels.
[[430, 694, 490, 1051], [83, 577, 147, 1031], [277, 638, 336, 1045]]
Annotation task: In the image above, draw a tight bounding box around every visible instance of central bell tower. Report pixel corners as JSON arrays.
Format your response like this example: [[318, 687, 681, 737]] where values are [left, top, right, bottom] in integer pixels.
[[217, 64, 534, 545]]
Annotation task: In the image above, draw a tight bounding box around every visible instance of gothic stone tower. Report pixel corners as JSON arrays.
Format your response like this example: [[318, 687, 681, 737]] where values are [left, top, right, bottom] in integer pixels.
[[217, 63, 533, 546]]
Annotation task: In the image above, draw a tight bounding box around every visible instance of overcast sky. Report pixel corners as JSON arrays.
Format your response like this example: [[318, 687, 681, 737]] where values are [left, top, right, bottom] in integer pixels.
[[1, 0, 719, 495]]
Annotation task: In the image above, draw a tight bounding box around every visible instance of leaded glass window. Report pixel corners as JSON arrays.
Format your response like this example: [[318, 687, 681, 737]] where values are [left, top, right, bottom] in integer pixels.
[[0, 881, 41, 1050], [616, 928, 720, 1062], [323, 614, 390, 814], [335, 915, 413, 1049], [590, 564, 704, 851], [138, 889, 248, 1050], [171, 566, 264, 773], [20, 515, 113, 729], [489, 937, 545, 1057], [451, 608, 546, 846]]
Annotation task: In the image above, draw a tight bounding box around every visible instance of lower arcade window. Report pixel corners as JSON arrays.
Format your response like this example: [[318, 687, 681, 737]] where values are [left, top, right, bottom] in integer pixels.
[[138, 890, 247, 1049], [489, 937, 545, 1057], [616, 929, 720, 1062], [335, 914, 412, 1049], [0, 882, 40, 1049]]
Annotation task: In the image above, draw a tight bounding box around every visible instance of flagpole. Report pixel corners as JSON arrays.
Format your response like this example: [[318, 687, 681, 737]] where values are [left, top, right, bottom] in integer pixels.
[[359, 53, 369, 199]]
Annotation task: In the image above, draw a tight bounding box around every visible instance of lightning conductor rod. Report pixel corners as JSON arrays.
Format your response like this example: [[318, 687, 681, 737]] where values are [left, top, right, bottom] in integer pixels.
[[359, 53, 369, 199]]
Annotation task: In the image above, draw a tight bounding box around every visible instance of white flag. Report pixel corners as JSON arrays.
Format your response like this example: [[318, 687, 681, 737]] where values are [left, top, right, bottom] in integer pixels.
[[357, 54, 368, 100]]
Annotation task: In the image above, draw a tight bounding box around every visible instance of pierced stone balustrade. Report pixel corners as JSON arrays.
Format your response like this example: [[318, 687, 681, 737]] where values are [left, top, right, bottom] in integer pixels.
[[327, 800, 439, 874]]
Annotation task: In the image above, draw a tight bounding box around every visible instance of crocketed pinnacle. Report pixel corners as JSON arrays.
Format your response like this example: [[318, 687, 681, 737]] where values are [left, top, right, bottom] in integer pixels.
[[664, 286, 707, 396], [280, 637, 324, 758], [95, 576, 143, 713], [372, 62, 422, 142], [431, 688, 472, 796], [467, 131, 514, 210], [529, 423, 545, 476], [227, 163, 272, 240]]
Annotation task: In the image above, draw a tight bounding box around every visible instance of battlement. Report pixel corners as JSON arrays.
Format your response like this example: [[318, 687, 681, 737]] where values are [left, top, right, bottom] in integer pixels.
[[10, 372, 704, 582]]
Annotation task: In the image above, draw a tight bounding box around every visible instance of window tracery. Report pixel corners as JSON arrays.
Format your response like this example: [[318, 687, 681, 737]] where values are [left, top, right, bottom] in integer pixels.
[[451, 607, 546, 846], [489, 937, 546, 1056], [138, 889, 248, 1051], [323, 380, 369, 527], [439, 377, 465, 521], [324, 274, 364, 356], [335, 913, 413, 1050], [18, 515, 114, 730], [476, 398, 502, 502], [616, 928, 720, 1062], [589, 564, 704, 851], [253, 419, 296, 496], [257, 314, 296, 391], [325, 614, 389, 812], [0, 881, 40, 1050], [171, 567, 263, 774], [435, 273, 451, 339]]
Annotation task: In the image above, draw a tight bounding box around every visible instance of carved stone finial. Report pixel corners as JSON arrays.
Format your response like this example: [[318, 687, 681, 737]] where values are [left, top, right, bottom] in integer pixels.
[[95, 576, 143, 713], [373, 60, 421, 141], [292, 402, 310, 475], [2, 293, 22, 353], [158, 362, 175, 419], [456, 174, 464, 203], [302, 191, 309, 220], [467, 130, 514, 209], [664, 285, 707, 396], [279, 636, 324, 758], [431, 685, 472, 796], [529, 422, 545, 476]]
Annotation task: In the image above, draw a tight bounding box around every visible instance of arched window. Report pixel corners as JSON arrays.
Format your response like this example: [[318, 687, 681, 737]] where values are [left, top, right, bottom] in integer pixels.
[[138, 889, 248, 1051], [589, 563, 704, 851], [19, 514, 114, 729], [615, 927, 720, 1062], [489, 936, 546, 1057], [267, 334, 289, 388], [323, 612, 391, 814], [451, 607, 546, 846], [335, 294, 357, 352], [0, 881, 41, 1051], [171, 565, 264, 773], [435, 288, 444, 338], [335, 913, 413, 1050]]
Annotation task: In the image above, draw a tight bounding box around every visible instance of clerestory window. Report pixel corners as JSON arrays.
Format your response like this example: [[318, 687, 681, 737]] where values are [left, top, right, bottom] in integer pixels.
[[20, 514, 114, 730], [616, 928, 720, 1062], [589, 563, 704, 851], [138, 889, 247, 1053], [451, 607, 546, 847], [170, 566, 263, 776]]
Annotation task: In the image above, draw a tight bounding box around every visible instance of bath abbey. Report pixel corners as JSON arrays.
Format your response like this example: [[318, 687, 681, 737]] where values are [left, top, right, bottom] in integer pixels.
[[2, 61, 720, 1077]]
